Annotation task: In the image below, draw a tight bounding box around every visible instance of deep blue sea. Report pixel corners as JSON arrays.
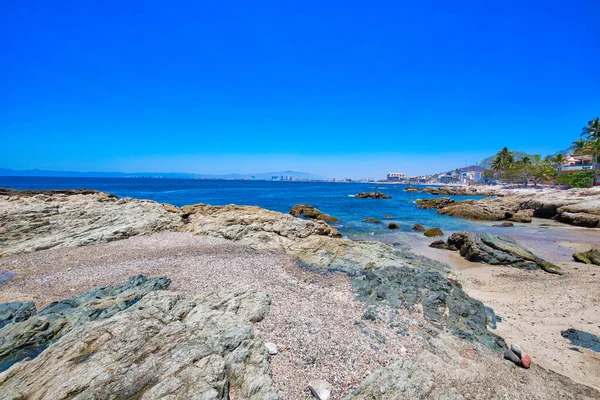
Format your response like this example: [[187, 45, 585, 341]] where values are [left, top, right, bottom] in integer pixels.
[[0, 176, 491, 240]]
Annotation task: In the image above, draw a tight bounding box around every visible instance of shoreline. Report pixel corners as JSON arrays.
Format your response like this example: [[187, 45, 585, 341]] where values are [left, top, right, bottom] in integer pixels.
[[1, 187, 599, 397]]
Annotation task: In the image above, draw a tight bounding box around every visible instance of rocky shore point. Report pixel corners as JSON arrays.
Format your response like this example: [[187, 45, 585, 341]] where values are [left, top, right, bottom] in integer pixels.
[[0, 188, 599, 399]]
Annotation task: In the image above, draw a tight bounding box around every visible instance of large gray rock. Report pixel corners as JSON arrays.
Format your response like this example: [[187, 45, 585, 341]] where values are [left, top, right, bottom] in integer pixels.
[[445, 232, 561, 274], [352, 266, 506, 352], [0, 275, 171, 372], [345, 333, 600, 399], [0, 287, 280, 399], [0, 189, 183, 256]]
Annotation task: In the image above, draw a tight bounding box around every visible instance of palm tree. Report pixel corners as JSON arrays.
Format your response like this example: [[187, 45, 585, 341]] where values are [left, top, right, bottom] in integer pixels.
[[532, 164, 556, 186], [520, 156, 531, 165], [554, 153, 565, 172], [582, 117, 600, 140], [586, 138, 600, 185], [569, 138, 588, 166]]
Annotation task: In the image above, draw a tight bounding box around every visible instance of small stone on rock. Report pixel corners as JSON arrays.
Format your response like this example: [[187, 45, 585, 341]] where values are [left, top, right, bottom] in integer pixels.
[[504, 348, 521, 364], [510, 343, 523, 359], [265, 342, 278, 355], [308, 379, 331, 400], [521, 354, 531, 369]]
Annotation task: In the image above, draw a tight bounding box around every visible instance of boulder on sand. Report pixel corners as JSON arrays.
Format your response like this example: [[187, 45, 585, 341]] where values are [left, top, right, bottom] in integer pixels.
[[572, 248, 600, 265], [444, 232, 561, 274], [355, 192, 392, 199], [290, 204, 339, 223]]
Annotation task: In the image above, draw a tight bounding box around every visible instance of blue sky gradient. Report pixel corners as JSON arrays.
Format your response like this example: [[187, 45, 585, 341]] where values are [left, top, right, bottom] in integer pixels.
[[1, 0, 599, 178]]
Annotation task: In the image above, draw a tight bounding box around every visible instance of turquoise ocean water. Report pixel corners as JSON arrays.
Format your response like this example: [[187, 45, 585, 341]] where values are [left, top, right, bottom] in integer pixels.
[[0, 177, 497, 240]]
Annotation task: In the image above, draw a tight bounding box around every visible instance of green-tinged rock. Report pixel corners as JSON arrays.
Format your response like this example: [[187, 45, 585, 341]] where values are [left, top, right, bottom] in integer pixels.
[[573, 248, 600, 265], [0, 289, 280, 400], [0, 275, 171, 372], [352, 266, 506, 352], [424, 227, 443, 237]]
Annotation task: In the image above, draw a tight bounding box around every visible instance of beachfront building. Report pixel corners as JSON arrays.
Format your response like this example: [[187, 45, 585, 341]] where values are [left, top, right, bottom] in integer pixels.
[[387, 172, 406, 182], [562, 153, 594, 171]]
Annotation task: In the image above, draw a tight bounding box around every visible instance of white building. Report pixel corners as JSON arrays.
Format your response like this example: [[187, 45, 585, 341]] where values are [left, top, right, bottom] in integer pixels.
[[387, 172, 406, 181]]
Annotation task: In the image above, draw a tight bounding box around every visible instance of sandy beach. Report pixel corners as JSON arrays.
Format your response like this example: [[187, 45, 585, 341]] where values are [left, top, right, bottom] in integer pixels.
[[407, 221, 600, 390]]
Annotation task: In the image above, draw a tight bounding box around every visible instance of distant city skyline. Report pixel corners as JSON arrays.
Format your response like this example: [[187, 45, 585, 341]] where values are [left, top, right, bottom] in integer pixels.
[[1, 1, 598, 179]]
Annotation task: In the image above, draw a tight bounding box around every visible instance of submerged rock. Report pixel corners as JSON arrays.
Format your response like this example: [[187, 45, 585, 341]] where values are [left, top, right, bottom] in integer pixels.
[[0, 287, 280, 399], [573, 248, 600, 265], [0, 275, 171, 372], [412, 223, 426, 232], [363, 218, 381, 223], [388, 222, 399, 229], [445, 232, 562, 274], [290, 204, 339, 223], [494, 221, 514, 227], [415, 197, 455, 209], [355, 192, 392, 199]]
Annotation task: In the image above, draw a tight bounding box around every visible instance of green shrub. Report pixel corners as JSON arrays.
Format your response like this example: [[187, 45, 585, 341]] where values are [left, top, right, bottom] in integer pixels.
[[556, 171, 595, 188]]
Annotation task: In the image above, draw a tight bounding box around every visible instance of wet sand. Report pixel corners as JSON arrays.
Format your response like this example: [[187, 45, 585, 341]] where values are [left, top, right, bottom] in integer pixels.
[[406, 222, 600, 391]]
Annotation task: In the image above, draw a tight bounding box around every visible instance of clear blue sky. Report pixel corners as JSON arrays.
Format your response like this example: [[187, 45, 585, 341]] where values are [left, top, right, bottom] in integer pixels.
[[1, 0, 598, 179]]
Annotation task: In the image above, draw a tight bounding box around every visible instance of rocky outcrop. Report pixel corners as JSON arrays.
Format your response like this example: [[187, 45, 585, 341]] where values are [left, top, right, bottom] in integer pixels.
[[352, 266, 506, 352], [404, 186, 419, 192], [346, 332, 599, 399], [421, 186, 502, 196], [438, 187, 600, 228], [355, 192, 392, 199], [0, 275, 171, 372], [438, 198, 533, 223], [181, 204, 453, 276], [0, 283, 280, 399], [0, 189, 183, 257], [289, 204, 339, 223], [181, 204, 342, 246], [443, 232, 561, 274], [573, 248, 600, 265], [415, 197, 454, 209]]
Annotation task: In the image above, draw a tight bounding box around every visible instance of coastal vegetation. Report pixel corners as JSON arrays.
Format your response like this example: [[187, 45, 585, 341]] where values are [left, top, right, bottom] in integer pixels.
[[484, 117, 599, 187]]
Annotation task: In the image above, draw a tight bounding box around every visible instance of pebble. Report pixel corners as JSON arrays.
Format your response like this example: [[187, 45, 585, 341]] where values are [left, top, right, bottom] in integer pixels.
[[504, 348, 521, 364], [510, 343, 523, 359], [308, 379, 331, 400], [265, 342, 278, 355], [521, 354, 531, 369]]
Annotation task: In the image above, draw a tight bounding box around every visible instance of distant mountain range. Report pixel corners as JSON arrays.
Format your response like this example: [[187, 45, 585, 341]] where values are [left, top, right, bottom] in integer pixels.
[[0, 168, 328, 181]]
